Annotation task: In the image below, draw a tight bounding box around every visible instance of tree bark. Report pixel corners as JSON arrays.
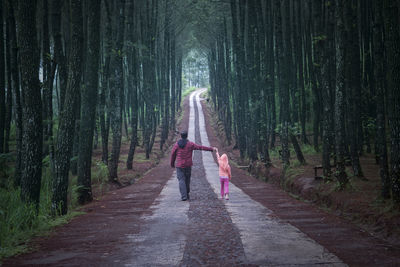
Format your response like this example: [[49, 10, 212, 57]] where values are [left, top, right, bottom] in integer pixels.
[[230, 0, 247, 158], [176, 52, 182, 111], [70, 110, 80, 176], [247, 1, 259, 161], [0, 0, 5, 153], [77, 0, 101, 204], [295, 0, 309, 145], [266, 0, 276, 150], [160, 0, 170, 151], [52, 0, 83, 215], [140, 0, 158, 160], [334, 0, 349, 189], [42, 0, 53, 157], [344, 0, 364, 177], [6, 0, 22, 186], [16, 0, 43, 207], [126, 0, 138, 170], [373, 0, 390, 199], [312, 0, 332, 176], [384, 0, 400, 202], [290, 133, 306, 165], [99, 0, 112, 165], [170, 15, 176, 131], [277, 0, 290, 166], [108, 0, 125, 181], [4, 19, 12, 153], [50, 0, 68, 113], [304, 1, 321, 152]]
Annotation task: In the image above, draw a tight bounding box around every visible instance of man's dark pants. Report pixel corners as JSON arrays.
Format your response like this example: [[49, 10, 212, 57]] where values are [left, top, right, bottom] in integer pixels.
[[176, 167, 191, 200]]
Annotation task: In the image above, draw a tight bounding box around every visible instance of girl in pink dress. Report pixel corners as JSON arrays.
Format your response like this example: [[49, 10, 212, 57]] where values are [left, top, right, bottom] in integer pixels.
[[215, 148, 231, 200]]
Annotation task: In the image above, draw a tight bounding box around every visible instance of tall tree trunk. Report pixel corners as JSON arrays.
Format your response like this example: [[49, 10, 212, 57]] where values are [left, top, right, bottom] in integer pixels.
[[384, 0, 400, 202], [345, 0, 364, 177], [42, 0, 53, 157], [285, 0, 297, 125], [176, 52, 182, 111], [230, 0, 246, 158], [160, 0, 170, 151], [247, 1, 259, 161], [360, 0, 373, 154], [0, 0, 5, 153], [315, 0, 334, 178], [16, 0, 43, 207], [141, 0, 158, 160], [265, 0, 276, 150], [262, 0, 273, 161], [108, 0, 125, 181], [223, 17, 232, 146], [4, 21, 12, 153], [51, 0, 67, 112], [305, 1, 321, 152], [126, 0, 138, 170], [6, 0, 22, 186], [334, 0, 349, 189], [313, 0, 329, 169], [77, 0, 101, 204], [290, 133, 306, 165], [170, 18, 176, 130], [99, 0, 112, 165], [373, 0, 390, 199], [277, 0, 290, 166], [295, 0, 309, 145], [52, 0, 83, 215]]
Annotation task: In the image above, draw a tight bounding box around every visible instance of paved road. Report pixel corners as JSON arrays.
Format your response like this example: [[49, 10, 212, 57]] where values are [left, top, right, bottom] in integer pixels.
[[123, 90, 345, 266]]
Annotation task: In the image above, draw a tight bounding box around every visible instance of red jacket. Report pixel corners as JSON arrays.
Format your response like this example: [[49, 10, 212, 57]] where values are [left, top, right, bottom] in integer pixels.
[[170, 139, 213, 168]]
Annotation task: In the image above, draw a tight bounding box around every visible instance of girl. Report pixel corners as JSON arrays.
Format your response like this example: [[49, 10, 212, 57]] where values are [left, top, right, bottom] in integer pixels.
[[215, 148, 231, 200]]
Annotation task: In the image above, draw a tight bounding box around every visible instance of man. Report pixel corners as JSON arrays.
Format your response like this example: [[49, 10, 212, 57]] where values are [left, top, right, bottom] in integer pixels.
[[170, 131, 216, 201]]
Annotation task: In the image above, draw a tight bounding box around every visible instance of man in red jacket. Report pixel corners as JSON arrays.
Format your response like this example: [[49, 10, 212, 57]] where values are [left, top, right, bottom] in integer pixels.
[[170, 131, 216, 201]]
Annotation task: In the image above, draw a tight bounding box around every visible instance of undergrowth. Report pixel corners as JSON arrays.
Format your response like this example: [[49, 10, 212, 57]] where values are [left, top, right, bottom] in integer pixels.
[[0, 156, 84, 261]]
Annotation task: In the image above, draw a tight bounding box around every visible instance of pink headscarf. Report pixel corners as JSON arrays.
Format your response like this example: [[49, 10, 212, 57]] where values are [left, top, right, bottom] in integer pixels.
[[219, 153, 229, 172]]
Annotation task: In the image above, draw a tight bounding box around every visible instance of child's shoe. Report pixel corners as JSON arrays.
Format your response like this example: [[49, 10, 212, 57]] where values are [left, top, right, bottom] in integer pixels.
[[225, 194, 229, 200]]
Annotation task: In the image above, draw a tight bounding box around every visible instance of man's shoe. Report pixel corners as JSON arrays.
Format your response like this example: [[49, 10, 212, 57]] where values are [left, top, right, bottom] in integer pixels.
[[181, 198, 187, 201]]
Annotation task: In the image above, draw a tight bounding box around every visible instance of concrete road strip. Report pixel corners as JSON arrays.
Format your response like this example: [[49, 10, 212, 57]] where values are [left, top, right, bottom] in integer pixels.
[[123, 93, 198, 266], [195, 89, 346, 266]]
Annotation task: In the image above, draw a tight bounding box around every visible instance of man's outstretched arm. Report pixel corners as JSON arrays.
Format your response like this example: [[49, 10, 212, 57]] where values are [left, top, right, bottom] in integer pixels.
[[192, 142, 215, 152]]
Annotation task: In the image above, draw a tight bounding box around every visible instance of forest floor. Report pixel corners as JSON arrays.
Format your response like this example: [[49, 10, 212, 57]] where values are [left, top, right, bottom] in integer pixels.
[[3, 89, 400, 266], [203, 98, 400, 247]]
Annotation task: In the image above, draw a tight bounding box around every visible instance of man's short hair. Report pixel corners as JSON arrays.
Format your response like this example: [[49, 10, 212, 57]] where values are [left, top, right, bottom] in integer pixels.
[[181, 131, 188, 139]]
